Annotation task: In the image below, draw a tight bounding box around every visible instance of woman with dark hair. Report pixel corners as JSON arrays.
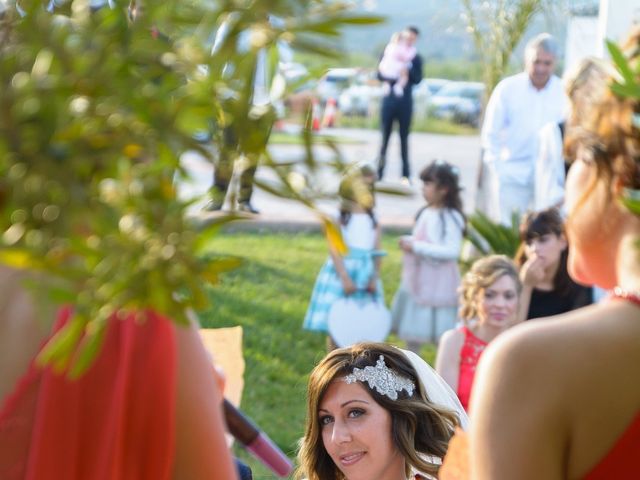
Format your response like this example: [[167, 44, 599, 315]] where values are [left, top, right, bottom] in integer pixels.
[[297, 342, 467, 480], [515, 207, 592, 321]]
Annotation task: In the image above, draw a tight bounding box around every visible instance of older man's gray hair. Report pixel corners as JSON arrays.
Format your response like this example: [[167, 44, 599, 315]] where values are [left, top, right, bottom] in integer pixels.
[[525, 33, 559, 60]]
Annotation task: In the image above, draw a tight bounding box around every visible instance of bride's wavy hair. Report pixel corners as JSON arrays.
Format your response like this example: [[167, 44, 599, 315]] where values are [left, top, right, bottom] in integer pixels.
[[296, 342, 459, 480]]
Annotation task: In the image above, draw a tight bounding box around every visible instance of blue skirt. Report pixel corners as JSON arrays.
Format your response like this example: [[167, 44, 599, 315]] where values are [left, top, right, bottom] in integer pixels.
[[303, 248, 384, 333]]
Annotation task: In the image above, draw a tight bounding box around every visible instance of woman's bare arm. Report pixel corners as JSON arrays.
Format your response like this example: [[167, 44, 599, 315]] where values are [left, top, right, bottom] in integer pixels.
[[435, 328, 464, 393], [173, 321, 238, 480]]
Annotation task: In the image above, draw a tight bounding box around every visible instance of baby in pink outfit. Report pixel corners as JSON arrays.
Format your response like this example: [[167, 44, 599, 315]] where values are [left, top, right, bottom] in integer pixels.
[[378, 31, 417, 97]]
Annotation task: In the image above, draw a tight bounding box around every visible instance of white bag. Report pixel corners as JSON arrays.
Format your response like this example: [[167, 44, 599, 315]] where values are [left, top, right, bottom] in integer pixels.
[[328, 297, 391, 348]]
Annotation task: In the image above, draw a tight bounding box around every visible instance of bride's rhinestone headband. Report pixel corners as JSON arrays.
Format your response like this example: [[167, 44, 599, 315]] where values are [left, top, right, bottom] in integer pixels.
[[344, 355, 415, 400]]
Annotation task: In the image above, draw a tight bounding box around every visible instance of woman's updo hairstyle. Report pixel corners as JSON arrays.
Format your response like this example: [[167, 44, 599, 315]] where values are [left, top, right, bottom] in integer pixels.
[[565, 27, 640, 211]]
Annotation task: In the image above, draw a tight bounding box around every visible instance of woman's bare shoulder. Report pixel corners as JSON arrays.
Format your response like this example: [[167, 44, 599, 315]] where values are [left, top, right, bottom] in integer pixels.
[[476, 301, 640, 405], [438, 327, 465, 354]]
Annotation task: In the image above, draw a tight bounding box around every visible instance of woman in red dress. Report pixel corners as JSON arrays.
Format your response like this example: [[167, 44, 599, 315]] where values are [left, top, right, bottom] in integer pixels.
[[435, 255, 521, 411], [0, 266, 238, 480]]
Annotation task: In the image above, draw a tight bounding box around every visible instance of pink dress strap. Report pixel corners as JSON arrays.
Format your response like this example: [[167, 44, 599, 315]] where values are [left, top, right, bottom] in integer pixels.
[[584, 410, 640, 479], [0, 307, 177, 480], [457, 326, 488, 411]]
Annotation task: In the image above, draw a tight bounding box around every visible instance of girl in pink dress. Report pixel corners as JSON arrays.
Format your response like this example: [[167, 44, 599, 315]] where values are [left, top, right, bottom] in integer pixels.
[[391, 160, 466, 352], [435, 255, 521, 410]]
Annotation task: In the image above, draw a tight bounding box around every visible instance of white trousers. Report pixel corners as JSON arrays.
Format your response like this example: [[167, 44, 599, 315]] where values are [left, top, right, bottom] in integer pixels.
[[483, 165, 533, 226]]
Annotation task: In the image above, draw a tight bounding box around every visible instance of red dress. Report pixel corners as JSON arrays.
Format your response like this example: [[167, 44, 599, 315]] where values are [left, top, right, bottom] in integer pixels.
[[457, 326, 487, 411], [0, 307, 176, 480], [583, 410, 640, 479]]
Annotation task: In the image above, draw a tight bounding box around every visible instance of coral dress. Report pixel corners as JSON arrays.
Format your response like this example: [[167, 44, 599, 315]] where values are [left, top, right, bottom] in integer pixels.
[[0, 307, 176, 480], [583, 410, 640, 479], [457, 326, 487, 411]]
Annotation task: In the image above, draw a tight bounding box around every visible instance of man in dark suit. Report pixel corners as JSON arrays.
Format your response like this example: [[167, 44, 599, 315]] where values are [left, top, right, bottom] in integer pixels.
[[377, 26, 423, 184]]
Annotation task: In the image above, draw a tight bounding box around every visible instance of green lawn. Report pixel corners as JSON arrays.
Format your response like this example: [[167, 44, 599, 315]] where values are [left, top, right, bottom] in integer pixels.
[[269, 131, 365, 145], [197, 229, 437, 478], [336, 114, 479, 136]]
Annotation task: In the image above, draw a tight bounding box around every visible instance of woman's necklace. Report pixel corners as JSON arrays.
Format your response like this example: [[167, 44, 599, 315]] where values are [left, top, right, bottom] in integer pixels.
[[611, 286, 640, 307]]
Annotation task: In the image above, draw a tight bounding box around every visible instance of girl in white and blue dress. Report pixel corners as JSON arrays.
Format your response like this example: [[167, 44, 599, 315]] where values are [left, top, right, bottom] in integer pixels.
[[391, 160, 466, 352], [303, 165, 384, 351]]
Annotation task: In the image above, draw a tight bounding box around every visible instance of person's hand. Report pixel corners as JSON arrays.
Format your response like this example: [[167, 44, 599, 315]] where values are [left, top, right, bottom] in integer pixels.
[[341, 276, 357, 295], [213, 365, 226, 394], [366, 276, 377, 295], [520, 254, 545, 287], [398, 236, 414, 253]]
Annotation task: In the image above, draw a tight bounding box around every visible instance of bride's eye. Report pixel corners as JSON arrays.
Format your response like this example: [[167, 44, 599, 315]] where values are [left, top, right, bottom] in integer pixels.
[[348, 408, 365, 418], [319, 415, 334, 426]]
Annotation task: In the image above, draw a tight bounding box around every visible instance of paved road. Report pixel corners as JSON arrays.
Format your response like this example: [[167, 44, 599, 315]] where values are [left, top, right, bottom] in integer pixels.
[[179, 127, 481, 229]]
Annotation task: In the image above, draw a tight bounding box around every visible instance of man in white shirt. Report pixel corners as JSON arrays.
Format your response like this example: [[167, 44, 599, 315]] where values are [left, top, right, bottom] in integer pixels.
[[481, 33, 567, 225]]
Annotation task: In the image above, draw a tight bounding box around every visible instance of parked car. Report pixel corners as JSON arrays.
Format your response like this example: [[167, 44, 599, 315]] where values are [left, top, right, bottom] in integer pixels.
[[416, 77, 451, 96], [338, 81, 383, 116], [429, 81, 485, 127], [338, 75, 447, 118], [316, 68, 358, 105]]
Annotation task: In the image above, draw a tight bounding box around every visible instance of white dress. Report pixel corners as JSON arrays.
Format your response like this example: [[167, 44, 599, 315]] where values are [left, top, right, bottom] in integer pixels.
[[303, 213, 384, 333]]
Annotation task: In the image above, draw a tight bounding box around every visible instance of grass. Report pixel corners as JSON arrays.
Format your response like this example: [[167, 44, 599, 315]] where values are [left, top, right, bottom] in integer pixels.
[[196, 229, 437, 478], [269, 131, 365, 145], [337, 114, 479, 135]]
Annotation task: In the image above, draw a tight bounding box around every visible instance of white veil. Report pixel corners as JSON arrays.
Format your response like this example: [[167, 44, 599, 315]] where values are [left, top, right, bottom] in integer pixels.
[[399, 348, 469, 431]]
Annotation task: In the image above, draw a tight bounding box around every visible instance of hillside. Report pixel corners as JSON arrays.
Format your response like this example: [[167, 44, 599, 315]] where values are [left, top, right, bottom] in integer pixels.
[[339, 0, 599, 64]]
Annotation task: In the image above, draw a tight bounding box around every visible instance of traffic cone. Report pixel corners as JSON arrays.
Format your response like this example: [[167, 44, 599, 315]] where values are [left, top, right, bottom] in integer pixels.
[[322, 97, 337, 128], [310, 98, 322, 131], [273, 118, 286, 132]]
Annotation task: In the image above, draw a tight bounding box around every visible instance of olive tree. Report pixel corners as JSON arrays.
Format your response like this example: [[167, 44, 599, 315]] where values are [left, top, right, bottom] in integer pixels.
[[0, 0, 380, 375]]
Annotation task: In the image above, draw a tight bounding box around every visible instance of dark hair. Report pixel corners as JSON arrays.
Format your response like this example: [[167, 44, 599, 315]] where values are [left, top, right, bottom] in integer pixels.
[[515, 208, 572, 296], [407, 26, 420, 36], [296, 343, 458, 480], [419, 160, 466, 237], [338, 164, 377, 228]]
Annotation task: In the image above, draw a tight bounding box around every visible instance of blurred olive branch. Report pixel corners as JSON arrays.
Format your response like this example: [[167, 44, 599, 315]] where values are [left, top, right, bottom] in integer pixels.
[[0, 0, 382, 377]]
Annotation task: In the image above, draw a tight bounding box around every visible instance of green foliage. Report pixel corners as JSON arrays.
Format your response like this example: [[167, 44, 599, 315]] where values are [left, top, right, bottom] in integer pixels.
[[0, 0, 382, 375], [465, 210, 521, 259], [605, 38, 640, 218], [606, 39, 640, 100], [460, 0, 553, 100]]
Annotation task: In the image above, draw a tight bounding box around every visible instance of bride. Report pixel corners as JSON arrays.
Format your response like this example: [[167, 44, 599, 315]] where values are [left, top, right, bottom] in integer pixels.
[[296, 342, 468, 480]]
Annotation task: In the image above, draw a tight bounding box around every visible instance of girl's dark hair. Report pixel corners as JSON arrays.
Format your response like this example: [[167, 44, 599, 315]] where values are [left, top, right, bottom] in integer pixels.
[[515, 208, 572, 296], [338, 164, 377, 228], [419, 160, 467, 237]]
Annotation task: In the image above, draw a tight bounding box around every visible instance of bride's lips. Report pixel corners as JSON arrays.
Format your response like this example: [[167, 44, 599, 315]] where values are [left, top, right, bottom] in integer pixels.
[[340, 451, 365, 466]]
